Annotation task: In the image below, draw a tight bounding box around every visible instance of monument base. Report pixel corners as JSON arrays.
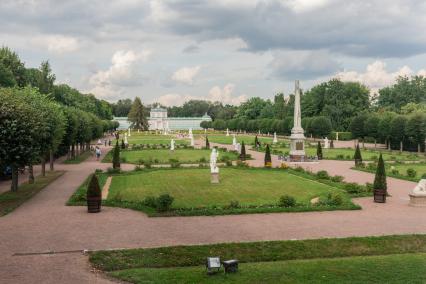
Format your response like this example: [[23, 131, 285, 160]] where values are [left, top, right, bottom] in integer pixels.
[[289, 155, 305, 162], [211, 172, 219, 184], [409, 193, 426, 206]]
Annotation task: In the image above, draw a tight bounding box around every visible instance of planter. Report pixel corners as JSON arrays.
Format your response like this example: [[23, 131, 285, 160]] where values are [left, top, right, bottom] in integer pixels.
[[87, 196, 102, 213], [373, 189, 387, 203]]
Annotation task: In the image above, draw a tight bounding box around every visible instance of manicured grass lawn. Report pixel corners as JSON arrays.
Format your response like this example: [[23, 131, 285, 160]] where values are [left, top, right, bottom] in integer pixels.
[[116, 133, 188, 145], [390, 163, 426, 179], [205, 134, 275, 145], [0, 171, 64, 216], [269, 146, 423, 161], [90, 234, 426, 284], [104, 149, 239, 164], [107, 168, 351, 208], [109, 253, 426, 284], [63, 151, 92, 164]]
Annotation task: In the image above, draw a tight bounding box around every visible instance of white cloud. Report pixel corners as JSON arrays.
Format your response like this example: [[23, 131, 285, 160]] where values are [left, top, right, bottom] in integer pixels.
[[171, 66, 201, 85], [31, 34, 80, 54], [88, 49, 151, 99], [281, 0, 331, 13], [335, 61, 423, 93], [155, 83, 247, 106]]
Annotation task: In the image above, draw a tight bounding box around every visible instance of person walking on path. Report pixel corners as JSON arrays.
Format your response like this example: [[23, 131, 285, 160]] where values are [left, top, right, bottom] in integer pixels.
[[95, 146, 102, 161]]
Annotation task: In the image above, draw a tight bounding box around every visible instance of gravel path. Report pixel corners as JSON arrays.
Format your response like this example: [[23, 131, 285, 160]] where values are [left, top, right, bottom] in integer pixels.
[[0, 141, 423, 283]]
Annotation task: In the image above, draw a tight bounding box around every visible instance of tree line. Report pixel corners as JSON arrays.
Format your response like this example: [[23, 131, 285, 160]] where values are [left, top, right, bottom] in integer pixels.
[[0, 47, 117, 191]]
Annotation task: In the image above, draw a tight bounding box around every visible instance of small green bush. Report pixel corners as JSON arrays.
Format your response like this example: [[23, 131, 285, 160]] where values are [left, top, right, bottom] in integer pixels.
[[391, 169, 399, 175], [227, 200, 240, 209], [156, 194, 174, 212], [330, 175, 344, 182], [320, 192, 343, 206], [294, 166, 305, 172], [344, 183, 364, 194], [316, 170, 330, 180], [143, 196, 157, 208], [279, 195, 296, 207], [407, 168, 417, 177], [422, 173, 426, 179]]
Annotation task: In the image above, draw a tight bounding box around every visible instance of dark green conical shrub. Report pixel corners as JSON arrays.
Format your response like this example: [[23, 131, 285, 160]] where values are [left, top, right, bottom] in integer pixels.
[[254, 135, 259, 148], [354, 143, 362, 166], [205, 136, 210, 149], [373, 154, 387, 191], [264, 144, 272, 167], [113, 141, 121, 169], [121, 139, 125, 149], [87, 174, 101, 198], [240, 141, 246, 161], [317, 141, 323, 160]]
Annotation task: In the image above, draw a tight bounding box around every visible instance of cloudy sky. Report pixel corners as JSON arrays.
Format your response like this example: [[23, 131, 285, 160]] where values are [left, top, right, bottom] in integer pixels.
[[1, 0, 426, 105]]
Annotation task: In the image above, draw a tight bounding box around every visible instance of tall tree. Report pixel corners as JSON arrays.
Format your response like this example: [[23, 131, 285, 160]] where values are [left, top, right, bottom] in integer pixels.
[[36, 60, 56, 95], [128, 97, 148, 130]]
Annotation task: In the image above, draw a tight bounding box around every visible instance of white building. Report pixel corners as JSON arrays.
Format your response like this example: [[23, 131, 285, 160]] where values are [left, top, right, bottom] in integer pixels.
[[148, 107, 211, 130]]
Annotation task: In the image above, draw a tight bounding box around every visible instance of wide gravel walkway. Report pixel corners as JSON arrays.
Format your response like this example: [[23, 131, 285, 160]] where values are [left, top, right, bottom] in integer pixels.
[[0, 141, 423, 283]]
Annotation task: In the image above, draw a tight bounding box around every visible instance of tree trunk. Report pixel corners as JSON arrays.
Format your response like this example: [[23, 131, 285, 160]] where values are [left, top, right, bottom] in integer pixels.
[[49, 149, 54, 171], [11, 166, 18, 192], [71, 144, 75, 158], [41, 157, 46, 177], [400, 141, 403, 153], [28, 164, 34, 184], [418, 143, 421, 154], [374, 139, 377, 150], [387, 139, 391, 150]]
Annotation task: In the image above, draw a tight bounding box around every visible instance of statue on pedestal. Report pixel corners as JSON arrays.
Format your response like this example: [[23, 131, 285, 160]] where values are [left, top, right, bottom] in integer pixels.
[[210, 148, 220, 183], [170, 139, 175, 151], [409, 179, 426, 206]]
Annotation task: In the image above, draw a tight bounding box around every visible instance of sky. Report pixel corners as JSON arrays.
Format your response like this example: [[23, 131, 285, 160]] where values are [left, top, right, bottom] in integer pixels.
[[1, 0, 426, 106]]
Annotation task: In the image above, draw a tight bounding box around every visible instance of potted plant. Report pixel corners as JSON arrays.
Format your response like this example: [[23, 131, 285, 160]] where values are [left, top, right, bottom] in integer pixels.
[[87, 174, 102, 213], [264, 144, 272, 168], [354, 143, 362, 166], [373, 154, 387, 203]]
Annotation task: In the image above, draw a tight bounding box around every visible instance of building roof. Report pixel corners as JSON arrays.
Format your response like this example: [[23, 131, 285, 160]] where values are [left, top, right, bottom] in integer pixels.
[[150, 107, 167, 112]]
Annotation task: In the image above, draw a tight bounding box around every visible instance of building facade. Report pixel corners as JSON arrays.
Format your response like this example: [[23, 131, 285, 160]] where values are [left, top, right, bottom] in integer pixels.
[[148, 107, 211, 130]]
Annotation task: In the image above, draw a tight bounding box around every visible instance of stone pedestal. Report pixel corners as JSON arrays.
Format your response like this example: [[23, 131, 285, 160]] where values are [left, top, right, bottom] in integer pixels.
[[409, 193, 426, 207], [211, 172, 219, 184]]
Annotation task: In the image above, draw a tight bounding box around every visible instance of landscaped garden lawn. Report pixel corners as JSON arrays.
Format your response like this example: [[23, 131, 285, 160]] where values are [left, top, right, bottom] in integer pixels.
[[389, 163, 426, 179], [90, 234, 426, 284], [115, 133, 188, 145], [204, 134, 276, 145], [268, 146, 424, 161], [354, 162, 426, 182], [106, 168, 351, 208], [103, 149, 239, 164]]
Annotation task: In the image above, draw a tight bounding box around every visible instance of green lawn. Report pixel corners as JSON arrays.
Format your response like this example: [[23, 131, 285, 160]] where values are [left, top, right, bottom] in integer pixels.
[[109, 253, 426, 284], [0, 171, 64, 216], [90, 234, 426, 284], [116, 133, 188, 145], [389, 163, 426, 179], [269, 146, 424, 162], [107, 168, 350, 208], [204, 135, 276, 145], [104, 149, 239, 164], [63, 151, 92, 164]]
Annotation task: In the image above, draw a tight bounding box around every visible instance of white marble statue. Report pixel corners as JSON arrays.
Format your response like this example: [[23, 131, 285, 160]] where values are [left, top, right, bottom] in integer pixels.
[[124, 134, 128, 145], [273, 132, 278, 144], [189, 128, 193, 139], [170, 139, 175, 151], [412, 179, 426, 195], [336, 132, 339, 141], [324, 137, 329, 149], [128, 128, 131, 137], [210, 148, 219, 173], [226, 128, 229, 136], [236, 142, 241, 153], [232, 134, 237, 146], [190, 136, 195, 147]]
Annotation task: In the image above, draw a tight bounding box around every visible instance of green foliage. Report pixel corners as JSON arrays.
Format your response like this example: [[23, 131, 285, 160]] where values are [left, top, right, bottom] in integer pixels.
[[240, 141, 246, 161], [406, 168, 417, 178], [264, 144, 272, 166], [205, 136, 210, 149], [317, 141, 323, 159], [316, 170, 329, 180], [310, 116, 332, 138], [279, 195, 296, 207], [354, 144, 362, 166], [86, 174, 101, 198], [128, 97, 148, 130], [156, 194, 174, 212], [373, 154, 387, 191], [113, 141, 121, 169]]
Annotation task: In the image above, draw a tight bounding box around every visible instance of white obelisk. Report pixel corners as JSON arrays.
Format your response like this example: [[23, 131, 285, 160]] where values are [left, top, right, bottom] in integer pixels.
[[289, 80, 306, 161]]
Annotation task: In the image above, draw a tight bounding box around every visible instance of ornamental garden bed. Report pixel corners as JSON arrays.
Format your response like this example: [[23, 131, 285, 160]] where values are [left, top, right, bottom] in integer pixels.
[[353, 162, 426, 182], [68, 167, 367, 216]]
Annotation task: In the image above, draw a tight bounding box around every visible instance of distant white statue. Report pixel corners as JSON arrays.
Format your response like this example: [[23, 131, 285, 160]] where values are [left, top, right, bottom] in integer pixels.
[[210, 148, 219, 173], [258, 130, 261, 135], [226, 128, 229, 136], [273, 132, 278, 144], [128, 128, 131, 137], [232, 134, 237, 146], [336, 132, 339, 141], [236, 142, 241, 153], [190, 136, 194, 147], [412, 179, 426, 195], [324, 137, 329, 149], [170, 139, 175, 151], [189, 128, 193, 139]]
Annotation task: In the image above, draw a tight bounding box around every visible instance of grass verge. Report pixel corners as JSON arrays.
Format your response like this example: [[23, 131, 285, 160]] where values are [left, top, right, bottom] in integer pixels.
[[63, 151, 92, 164], [0, 171, 65, 216]]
